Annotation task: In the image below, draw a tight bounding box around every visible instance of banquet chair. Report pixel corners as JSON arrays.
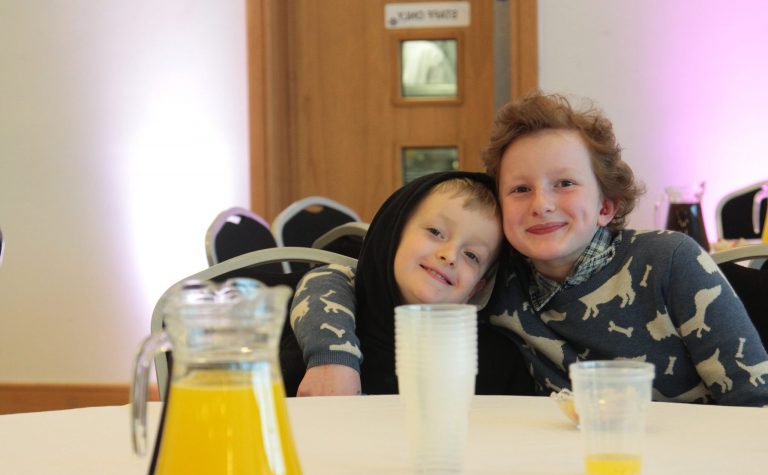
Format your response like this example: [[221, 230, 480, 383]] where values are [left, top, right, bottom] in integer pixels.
[[716, 180, 768, 240], [311, 221, 369, 259], [150, 247, 357, 400], [204, 207, 281, 272], [272, 196, 361, 272], [711, 243, 768, 350]]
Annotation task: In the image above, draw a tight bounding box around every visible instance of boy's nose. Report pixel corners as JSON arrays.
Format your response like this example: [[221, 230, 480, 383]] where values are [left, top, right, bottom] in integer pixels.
[[439, 253, 456, 267], [532, 190, 556, 214]]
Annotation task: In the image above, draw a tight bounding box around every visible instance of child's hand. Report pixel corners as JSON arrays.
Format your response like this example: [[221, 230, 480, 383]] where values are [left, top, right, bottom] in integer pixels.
[[297, 364, 362, 396]]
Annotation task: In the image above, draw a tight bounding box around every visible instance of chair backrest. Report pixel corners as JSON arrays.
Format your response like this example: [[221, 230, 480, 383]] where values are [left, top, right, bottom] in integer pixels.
[[716, 181, 768, 240], [205, 207, 280, 271], [151, 247, 357, 400], [711, 244, 768, 350], [311, 221, 369, 259], [271, 196, 361, 272]]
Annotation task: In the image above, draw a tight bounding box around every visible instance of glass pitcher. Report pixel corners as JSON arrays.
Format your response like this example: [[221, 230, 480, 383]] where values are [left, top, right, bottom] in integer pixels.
[[752, 183, 768, 243], [131, 278, 302, 475], [656, 182, 710, 251]]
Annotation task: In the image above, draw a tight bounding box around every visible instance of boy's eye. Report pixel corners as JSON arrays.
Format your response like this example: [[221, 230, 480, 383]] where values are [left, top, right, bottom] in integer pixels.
[[556, 180, 576, 188], [464, 250, 480, 264], [427, 227, 442, 238], [509, 185, 530, 194]]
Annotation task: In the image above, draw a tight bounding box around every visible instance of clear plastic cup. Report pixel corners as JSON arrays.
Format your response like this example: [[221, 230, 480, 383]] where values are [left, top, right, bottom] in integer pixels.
[[395, 304, 478, 474], [569, 360, 655, 475]]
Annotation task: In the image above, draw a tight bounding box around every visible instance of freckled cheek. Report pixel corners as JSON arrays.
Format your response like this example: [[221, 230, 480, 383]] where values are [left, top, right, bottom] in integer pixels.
[[501, 223, 518, 248], [500, 203, 514, 224], [501, 206, 523, 232]]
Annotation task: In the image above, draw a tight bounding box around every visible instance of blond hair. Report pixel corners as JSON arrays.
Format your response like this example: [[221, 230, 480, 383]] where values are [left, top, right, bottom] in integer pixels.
[[431, 177, 500, 220]]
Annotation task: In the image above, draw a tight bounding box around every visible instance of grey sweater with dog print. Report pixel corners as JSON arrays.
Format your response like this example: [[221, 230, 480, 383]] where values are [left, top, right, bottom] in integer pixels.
[[291, 229, 768, 406], [485, 229, 768, 406]]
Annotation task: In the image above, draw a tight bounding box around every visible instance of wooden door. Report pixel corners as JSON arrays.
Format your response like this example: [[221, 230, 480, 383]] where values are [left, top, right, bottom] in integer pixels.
[[248, 0, 537, 222]]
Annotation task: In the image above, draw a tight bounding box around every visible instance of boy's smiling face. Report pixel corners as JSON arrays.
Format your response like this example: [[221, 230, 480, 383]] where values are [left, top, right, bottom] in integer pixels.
[[393, 190, 501, 305], [498, 129, 617, 281]]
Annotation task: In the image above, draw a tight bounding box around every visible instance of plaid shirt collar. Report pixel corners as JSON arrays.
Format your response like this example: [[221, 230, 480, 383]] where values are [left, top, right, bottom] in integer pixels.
[[528, 227, 619, 311]]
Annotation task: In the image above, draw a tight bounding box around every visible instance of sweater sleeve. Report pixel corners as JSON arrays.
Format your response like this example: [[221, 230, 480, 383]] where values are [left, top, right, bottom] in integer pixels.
[[289, 264, 362, 371], [666, 237, 768, 406]]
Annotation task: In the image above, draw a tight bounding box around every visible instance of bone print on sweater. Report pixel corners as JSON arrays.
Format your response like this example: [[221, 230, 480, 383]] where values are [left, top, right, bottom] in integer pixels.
[[484, 229, 768, 407], [291, 263, 362, 370]]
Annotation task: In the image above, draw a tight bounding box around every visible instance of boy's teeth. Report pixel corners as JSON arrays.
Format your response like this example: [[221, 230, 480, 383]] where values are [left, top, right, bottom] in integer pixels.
[[428, 268, 449, 284]]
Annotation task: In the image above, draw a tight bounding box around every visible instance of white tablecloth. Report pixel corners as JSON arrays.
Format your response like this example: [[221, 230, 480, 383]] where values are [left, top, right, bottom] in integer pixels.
[[1, 395, 766, 474]]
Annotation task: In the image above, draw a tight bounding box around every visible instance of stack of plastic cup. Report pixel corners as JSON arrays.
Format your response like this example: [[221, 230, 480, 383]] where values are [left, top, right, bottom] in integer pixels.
[[569, 360, 655, 475], [394, 303, 478, 474]]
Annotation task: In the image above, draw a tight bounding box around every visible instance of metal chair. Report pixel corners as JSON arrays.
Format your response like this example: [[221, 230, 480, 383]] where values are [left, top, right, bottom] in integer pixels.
[[711, 243, 768, 267], [272, 196, 361, 272], [150, 247, 357, 400], [711, 243, 768, 350], [715, 180, 768, 240], [204, 207, 281, 272], [311, 221, 369, 259]]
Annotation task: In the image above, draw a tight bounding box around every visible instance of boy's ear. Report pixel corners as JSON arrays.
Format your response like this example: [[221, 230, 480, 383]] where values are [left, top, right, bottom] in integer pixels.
[[597, 197, 619, 226]]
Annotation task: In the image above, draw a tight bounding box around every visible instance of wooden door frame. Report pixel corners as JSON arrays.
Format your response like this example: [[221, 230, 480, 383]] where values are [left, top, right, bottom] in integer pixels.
[[246, 0, 538, 220], [246, 0, 293, 221], [509, 0, 538, 99]]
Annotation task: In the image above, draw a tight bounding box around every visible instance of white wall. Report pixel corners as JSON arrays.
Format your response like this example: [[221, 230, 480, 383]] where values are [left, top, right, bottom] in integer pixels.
[[539, 0, 768, 238], [0, 1, 250, 383]]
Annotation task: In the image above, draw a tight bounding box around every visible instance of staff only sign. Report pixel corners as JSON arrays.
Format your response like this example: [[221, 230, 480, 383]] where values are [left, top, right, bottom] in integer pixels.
[[385, 2, 471, 29]]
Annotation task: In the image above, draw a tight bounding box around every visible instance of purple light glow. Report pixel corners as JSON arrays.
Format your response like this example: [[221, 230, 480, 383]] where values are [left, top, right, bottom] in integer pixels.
[[652, 1, 768, 241]]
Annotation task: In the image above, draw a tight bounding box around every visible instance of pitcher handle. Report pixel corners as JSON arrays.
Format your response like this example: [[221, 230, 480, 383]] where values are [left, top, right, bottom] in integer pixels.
[[130, 331, 172, 456], [753, 185, 768, 234]]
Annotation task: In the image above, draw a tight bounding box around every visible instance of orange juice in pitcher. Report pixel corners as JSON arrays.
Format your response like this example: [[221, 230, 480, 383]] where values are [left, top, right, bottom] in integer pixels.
[[154, 371, 301, 475], [132, 279, 302, 475]]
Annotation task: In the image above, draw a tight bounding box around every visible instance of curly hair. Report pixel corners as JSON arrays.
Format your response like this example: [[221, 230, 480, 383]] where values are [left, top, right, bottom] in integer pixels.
[[481, 92, 645, 230]]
